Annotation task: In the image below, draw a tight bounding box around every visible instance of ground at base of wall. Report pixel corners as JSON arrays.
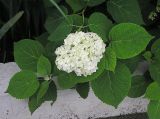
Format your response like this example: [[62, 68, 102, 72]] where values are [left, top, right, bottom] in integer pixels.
[[98, 113, 148, 119]]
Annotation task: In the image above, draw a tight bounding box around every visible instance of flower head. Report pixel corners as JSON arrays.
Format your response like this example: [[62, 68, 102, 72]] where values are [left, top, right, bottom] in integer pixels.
[[55, 31, 106, 77]]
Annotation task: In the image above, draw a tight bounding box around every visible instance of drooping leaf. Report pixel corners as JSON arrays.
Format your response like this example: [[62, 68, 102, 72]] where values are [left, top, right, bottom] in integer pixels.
[[43, 81, 57, 102], [66, 0, 86, 13], [14, 39, 44, 72], [7, 71, 39, 99], [37, 55, 52, 76], [91, 63, 131, 107], [107, 0, 144, 25], [105, 47, 116, 71], [109, 23, 153, 59], [128, 76, 150, 98], [148, 101, 160, 119], [76, 82, 89, 99], [28, 80, 57, 114], [0, 11, 24, 40], [37, 81, 50, 102], [145, 82, 160, 100], [88, 12, 113, 41], [48, 18, 73, 43], [29, 94, 44, 114]]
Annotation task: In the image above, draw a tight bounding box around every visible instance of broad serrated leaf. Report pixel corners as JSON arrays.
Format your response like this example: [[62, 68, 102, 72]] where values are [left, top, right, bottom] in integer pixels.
[[149, 61, 160, 85], [145, 82, 160, 100], [7, 71, 39, 99], [37, 81, 50, 102], [66, 0, 86, 13], [37, 55, 52, 76], [76, 82, 89, 99], [48, 18, 73, 43], [88, 12, 113, 41], [107, 0, 144, 25], [105, 47, 116, 71], [148, 101, 160, 119], [128, 76, 150, 98], [91, 63, 131, 107], [14, 39, 44, 72], [109, 23, 153, 59]]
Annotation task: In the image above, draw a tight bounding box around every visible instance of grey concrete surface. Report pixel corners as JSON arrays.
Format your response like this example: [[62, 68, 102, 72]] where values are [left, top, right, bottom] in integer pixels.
[[0, 63, 149, 119]]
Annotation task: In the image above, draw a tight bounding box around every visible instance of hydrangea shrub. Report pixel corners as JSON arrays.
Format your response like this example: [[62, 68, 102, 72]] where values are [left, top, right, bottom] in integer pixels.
[[6, 0, 160, 118]]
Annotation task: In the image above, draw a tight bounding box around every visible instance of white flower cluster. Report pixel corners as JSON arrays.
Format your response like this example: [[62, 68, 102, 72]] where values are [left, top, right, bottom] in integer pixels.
[[55, 31, 106, 77]]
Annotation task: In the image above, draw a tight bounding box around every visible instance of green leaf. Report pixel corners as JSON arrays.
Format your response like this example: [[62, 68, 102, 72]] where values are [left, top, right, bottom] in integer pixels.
[[143, 51, 152, 62], [66, 0, 86, 13], [76, 82, 89, 99], [45, 6, 68, 33], [0, 11, 24, 40], [149, 61, 160, 85], [91, 63, 131, 107], [107, 0, 144, 25], [14, 39, 44, 72], [105, 47, 116, 71], [151, 38, 160, 54], [88, 12, 113, 41], [145, 82, 160, 100], [120, 55, 143, 73], [58, 72, 77, 89], [35, 32, 49, 46], [43, 81, 57, 102], [37, 55, 52, 76], [128, 76, 150, 98], [70, 14, 87, 32], [37, 81, 49, 102], [148, 101, 160, 119], [28, 80, 57, 114], [7, 71, 39, 99], [48, 18, 73, 43], [29, 94, 44, 114], [109, 23, 153, 59], [86, 0, 105, 7]]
